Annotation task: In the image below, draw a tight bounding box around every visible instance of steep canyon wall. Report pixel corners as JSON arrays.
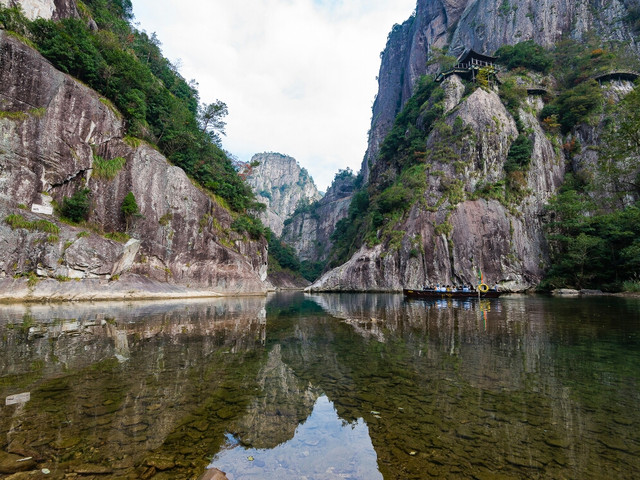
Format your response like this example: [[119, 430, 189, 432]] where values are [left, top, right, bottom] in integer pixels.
[[0, 31, 268, 299]]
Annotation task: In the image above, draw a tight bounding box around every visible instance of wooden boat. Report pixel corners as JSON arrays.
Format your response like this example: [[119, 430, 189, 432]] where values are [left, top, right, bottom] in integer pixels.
[[403, 288, 502, 299]]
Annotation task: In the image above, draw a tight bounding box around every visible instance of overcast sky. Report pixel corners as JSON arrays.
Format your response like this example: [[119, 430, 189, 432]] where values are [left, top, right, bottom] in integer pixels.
[[132, 0, 416, 191]]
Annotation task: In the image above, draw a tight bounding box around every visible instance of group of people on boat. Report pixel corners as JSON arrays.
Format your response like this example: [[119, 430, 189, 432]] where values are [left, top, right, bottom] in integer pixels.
[[423, 284, 499, 292]]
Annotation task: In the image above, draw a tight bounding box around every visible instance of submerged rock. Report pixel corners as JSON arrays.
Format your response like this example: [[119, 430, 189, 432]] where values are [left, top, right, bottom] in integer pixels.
[[552, 289, 580, 296], [198, 467, 229, 480], [0, 451, 36, 474]]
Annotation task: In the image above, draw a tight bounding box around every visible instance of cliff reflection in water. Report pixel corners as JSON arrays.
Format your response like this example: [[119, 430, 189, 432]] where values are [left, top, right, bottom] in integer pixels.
[[270, 293, 640, 479], [0, 293, 639, 479], [0, 298, 269, 478]]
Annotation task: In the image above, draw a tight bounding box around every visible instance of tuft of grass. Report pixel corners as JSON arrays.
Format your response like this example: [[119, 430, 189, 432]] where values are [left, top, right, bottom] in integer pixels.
[[123, 135, 142, 148], [105, 231, 130, 243], [99, 97, 122, 118], [159, 212, 172, 226], [0, 110, 28, 121], [5, 30, 37, 49], [5, 214, 30, 229], [35, 220, 60, 234], [622, 280, 640, 292], [0, 107, 46, 121], [5, 214, 60, 234], [14, 272, 39, 288], [92, 155, 126, 180], [17, 203, 27, 210], [77, 231, 89, 238], [29, 107, 46, 118]]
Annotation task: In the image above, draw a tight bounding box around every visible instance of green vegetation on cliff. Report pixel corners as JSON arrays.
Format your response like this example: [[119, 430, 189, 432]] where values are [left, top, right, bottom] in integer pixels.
[[326, 38, 639, 290], [267, 229, 320, 282], [0, 1, 261, 219], [489, 39, 640, 291], [328, 77, 447, 267], [495, 40, 553, 73], [543, 85, 640, 291]]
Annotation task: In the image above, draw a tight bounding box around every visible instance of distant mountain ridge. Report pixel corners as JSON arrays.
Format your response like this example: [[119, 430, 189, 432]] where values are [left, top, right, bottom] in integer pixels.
[[244, 152, 322, 237]]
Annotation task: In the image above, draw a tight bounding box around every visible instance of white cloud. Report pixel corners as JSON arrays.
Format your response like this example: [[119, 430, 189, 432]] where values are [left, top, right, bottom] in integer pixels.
[[132, 0, 415, 191]]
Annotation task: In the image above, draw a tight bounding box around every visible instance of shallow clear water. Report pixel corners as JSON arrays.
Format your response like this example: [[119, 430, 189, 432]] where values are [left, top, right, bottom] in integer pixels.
[[0, 293, 639, 479]]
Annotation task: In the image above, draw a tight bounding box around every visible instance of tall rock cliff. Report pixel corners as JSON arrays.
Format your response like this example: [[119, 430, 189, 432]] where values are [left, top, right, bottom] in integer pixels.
[[308, 0, 640, 293], [281, 171, 355, 263], [311, 69, 637, 291], [0, 31, 268, 299], [363, 0, 640, 181], [244, 152, 322, 237]]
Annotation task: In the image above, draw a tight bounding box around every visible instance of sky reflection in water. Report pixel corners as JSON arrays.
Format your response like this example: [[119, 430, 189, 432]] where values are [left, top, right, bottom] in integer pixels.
[[210, 395, 382, 480]]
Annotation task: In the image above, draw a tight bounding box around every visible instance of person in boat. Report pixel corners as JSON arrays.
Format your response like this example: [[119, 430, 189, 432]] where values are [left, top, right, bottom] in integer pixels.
[[492, 283, 499, 291], [462, 285, 469, 292]]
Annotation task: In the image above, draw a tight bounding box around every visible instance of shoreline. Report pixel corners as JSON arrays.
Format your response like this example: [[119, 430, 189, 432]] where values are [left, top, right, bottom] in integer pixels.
[[1, 276, 638, 305], [0, 274, 269, 305]]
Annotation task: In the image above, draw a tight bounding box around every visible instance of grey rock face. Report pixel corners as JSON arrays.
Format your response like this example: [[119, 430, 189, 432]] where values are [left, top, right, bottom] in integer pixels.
[[310, 80, 565, 292], [0, 32, 268, 298], [245, 152, 321, 237], [281, 173, 355, 263], [363, 0, 640, 181], [0, 0, 78, 20]]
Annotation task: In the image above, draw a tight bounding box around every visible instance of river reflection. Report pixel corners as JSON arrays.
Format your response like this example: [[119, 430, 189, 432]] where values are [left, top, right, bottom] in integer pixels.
[[211, 395, 381, 480], [1, 293, 639, 479]]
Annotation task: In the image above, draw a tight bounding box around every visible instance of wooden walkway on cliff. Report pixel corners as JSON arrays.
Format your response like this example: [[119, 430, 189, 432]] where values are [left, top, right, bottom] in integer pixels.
[[435, 49, 498, 83], [593, 70, 640, 84], [522, 71, 638, 96], [436, 50, 639, 93]]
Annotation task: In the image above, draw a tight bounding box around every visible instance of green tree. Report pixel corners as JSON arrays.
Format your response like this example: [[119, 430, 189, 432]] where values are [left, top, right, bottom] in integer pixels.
[[599, 85, 640, 200], [0, 2, 263, 218], [540, 80, 602, 133], [495, 40, 553, 73], [505, 134, 533, 172], [121, 191, 140, 231], [61, 189, 90, 223], [198, 100, 228, 145]]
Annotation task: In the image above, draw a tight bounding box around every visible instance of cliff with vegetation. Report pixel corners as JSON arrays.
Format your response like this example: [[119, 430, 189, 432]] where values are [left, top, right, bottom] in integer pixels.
[[244, 152, 322, 237], [0, 0, 270, 300], [282, 169, 355, 266], [311, 0, 640, 292], [363, 0, 640, 183]]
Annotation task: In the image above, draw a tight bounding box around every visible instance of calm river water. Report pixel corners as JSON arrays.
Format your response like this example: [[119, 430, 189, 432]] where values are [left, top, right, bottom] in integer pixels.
[[1, 293, 639, 479]]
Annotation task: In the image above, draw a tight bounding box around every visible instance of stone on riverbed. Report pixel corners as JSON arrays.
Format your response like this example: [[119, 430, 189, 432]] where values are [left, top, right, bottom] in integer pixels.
[[552, 289, 579, 296], [198, 467, 229, 480], [0, 451, 37, 474]]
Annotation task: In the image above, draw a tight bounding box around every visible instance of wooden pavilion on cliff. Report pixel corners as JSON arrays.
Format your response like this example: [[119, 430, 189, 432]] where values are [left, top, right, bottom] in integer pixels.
[[436, 49, 498, 83]]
